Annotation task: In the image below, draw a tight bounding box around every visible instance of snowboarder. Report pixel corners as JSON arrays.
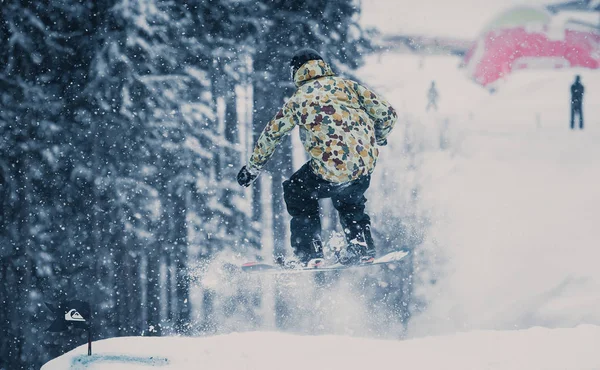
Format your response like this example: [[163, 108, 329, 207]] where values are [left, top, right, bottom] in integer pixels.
[[570, 75, 584, 130], [237, 48, 397, 267], [426, 81, 438, 112]]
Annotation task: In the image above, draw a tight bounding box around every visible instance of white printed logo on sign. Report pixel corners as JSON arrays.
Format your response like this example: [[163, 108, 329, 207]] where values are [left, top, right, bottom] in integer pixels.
[[65, 309, 86, 322]]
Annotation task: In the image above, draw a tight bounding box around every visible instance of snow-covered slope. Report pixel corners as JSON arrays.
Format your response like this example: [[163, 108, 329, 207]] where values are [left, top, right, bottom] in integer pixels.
[[411, 122, 600, 335], [41, 326, 600, 370], [360, 53, 600, 336]]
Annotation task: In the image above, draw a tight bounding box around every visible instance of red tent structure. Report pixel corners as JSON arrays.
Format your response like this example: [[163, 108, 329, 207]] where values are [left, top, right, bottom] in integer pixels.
[[464, 6, 600, 88]]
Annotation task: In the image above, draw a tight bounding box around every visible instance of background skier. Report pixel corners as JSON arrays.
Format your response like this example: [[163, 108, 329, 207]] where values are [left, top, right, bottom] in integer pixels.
[[237, 48, 397, 267], [426, 81, 439, 111], [570, 75, 584, 130]]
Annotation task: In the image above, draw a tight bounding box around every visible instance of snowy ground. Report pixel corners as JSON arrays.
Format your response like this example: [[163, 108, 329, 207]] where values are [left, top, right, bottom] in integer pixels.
[[43, 52, 600, 368], [40, 326, 600, 370]]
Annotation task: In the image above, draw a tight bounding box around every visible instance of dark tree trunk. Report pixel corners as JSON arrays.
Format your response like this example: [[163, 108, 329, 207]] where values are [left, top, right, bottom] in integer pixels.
[[172, 189, 190, 333], [164, 252, 173, 327], [5, 157, 30, 369], [145, 248, 162, 336], [0, 260, 11, 370]]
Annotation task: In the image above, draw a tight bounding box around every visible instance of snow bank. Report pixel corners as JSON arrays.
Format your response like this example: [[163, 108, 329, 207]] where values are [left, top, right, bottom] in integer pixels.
[[41, 325, 600, 370]]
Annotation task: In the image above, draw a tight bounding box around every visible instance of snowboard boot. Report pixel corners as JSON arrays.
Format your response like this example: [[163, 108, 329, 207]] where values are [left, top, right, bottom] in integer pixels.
[[301, 239, 325, 267], [284, 239, 325, 268], [275, 255, 303, 270], [335, 243, 371, 265], [337, 227, 376, 265]]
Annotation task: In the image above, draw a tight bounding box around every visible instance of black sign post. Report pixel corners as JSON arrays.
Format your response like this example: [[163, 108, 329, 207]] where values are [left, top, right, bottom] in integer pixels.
[[46, 300, 93, 356]]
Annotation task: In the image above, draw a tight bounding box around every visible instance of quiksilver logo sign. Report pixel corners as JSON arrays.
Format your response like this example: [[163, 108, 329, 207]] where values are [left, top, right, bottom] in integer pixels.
[[46, 300, 93, 356], [47, 300, 90, 332], [65, 309, 86, 322]]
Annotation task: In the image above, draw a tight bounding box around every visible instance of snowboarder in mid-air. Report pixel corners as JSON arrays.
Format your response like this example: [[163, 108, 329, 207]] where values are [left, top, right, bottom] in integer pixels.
[[237, 48, 398, 268], [570, 75, 584, 130]]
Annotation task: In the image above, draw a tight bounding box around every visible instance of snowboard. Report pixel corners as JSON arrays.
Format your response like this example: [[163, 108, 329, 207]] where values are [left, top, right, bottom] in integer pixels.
[[241, 250, 409, 274]]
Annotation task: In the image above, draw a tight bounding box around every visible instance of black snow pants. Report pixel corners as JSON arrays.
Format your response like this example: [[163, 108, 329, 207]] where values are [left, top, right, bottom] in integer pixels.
[[571, 103, 583, 130], [282, 162, 373, 262]]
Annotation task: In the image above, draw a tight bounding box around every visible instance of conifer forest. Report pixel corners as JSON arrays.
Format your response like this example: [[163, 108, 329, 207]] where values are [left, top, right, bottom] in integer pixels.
[[0, 1, 421, 369]]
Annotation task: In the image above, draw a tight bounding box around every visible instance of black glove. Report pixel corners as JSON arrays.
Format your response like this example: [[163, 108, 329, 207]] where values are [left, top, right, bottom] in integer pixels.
[[375, 129, 387, 146], [377, 138, 388, 146], [237, 166, 259, 187]]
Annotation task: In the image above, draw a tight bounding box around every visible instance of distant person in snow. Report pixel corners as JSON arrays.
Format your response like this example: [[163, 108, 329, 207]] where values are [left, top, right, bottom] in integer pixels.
[[426, 81, 439, 111], [237, 48, 398, 268], [570, 75, 584, 130]]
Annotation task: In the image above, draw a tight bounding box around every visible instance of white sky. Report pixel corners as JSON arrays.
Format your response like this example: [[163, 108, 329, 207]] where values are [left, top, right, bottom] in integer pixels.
[[360, 0, 565, 39]]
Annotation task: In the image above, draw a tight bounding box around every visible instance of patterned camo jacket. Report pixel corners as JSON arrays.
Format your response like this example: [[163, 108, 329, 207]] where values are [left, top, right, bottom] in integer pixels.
[[249, 59, 398, 183]]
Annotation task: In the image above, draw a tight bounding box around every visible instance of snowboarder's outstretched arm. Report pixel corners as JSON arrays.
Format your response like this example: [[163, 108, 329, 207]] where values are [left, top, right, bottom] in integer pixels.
[[238, 101, 296, 187], [354, 82, 398, 145], [249, 99, 297, 171]]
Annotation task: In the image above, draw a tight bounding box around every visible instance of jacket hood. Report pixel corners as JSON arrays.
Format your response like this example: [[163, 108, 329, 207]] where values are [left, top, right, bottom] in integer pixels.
[[294, 60, 335, 87]]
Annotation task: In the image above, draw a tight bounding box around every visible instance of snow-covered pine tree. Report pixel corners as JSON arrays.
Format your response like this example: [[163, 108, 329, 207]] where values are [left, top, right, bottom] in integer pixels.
[[84, 0, 228, 336], [0, 0, 107, 367], [179, 0, 267, 334]]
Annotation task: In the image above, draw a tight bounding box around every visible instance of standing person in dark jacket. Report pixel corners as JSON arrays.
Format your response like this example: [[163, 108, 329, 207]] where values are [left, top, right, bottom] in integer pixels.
[[426, 81, 439, 112], [570, 75, 584, 130], [237, 49, 398, 267]]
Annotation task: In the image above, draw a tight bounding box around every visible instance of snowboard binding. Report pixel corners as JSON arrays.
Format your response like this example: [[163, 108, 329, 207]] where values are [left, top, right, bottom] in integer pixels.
[[334, 244, 375, 265]]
